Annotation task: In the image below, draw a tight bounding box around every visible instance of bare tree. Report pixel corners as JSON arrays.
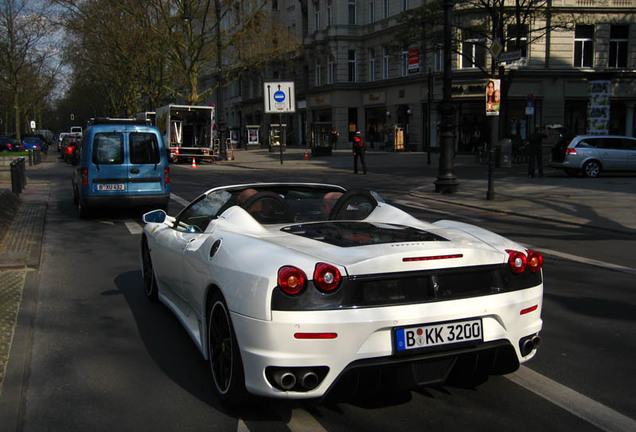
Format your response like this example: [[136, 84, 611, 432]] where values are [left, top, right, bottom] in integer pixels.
[[0, 0, 59, 140]]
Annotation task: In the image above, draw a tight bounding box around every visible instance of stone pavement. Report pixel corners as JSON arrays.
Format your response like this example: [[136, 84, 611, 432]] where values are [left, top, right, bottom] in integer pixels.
[[0, 155, 49, 402], [0, 146, 635, 399]]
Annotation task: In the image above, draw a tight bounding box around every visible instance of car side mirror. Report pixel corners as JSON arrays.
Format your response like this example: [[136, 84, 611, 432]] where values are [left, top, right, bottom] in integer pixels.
[[143, 209, 167, 224]]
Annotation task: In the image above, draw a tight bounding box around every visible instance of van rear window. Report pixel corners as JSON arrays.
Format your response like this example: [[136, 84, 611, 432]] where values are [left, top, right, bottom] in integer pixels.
[[93, 133, 124, 164], [130, 133, 160, 164]]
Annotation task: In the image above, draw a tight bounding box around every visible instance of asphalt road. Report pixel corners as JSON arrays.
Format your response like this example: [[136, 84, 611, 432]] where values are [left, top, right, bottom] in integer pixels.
[[4, 154, 636, 431]]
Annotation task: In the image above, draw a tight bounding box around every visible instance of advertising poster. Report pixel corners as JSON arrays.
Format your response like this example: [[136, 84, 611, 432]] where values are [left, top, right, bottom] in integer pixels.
[[486, 79, 501, 116], [588, 80, 610, 135]]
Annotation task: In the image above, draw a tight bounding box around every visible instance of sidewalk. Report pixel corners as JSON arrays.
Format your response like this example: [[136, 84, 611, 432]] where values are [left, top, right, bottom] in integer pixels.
[[0, 155, 49, 405], [0, 147, 635, 399]]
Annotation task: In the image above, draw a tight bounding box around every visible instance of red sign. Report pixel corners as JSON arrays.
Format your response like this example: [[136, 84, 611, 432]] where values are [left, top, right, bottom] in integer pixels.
[[408, 49, 420, 73]]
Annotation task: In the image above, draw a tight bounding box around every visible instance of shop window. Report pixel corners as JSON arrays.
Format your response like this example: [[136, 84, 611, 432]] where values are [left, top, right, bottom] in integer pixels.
[[314, 2, 320, 30], [434, 44, 444, 72], [609, 25, 628, 68], [461, 29, 486, 69], [382, 47, 390, 79], [401, 50, 408, 77], [506, 24, 528, 58], [369, 49, 376, 81], [315, 59, 322, 87], [327, 56, 335, 84], [348, 0, 357, 25], [348, 50, 357, 82], [574, 25, 594, 68]]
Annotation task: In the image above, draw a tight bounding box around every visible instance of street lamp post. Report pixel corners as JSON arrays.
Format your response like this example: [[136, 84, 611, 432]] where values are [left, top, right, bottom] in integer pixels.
[[214, 0, 225, 157], [434, 0, 459, 193]]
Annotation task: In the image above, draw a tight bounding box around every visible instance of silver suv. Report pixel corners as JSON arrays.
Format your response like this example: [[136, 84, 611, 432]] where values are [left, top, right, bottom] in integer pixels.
[[550, 135, 636, 178]]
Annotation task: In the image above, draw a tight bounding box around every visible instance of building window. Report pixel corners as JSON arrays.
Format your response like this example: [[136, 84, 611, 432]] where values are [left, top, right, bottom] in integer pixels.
[[327, 55, 335, 84], [327, 0, 333, 27], [434, 44, 444, 72], [315, 59, 322, 87], [401, 50, 408, 76], [383, 0, 389, 19], [609, 24, 628, 68], [314, 2, 320, 30], [369, 48, 376, 81], [507, 24, 528, 58], [369, 1, 375, 23], [348, 50, 357, 82], [382, 47, 390, 79], [348, 0, 356, 25], [574, 25, 594, 68], [461, 29, 486, 69], [401, 0, 408, 12]]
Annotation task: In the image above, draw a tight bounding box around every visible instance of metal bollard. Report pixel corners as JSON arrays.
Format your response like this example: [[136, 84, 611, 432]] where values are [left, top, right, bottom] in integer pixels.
[[28, 149, 33, 166], [10, 157, 26, 195]]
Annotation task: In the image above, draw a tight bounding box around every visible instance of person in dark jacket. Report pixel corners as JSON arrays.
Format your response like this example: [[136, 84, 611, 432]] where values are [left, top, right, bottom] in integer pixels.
[[353, 131, 367, 174], [528, 125, 548, 177]]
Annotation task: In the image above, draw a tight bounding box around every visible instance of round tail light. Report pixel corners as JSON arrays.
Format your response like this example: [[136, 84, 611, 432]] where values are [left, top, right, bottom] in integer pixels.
[[507, 250, 527, 274], [313, 263, 341, 292], [277, 266, 306, 295], [526, 250, 543, 272]]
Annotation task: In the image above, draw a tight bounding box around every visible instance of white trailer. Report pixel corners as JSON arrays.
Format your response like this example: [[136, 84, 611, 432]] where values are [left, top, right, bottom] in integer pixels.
[[155, 104, 216, 163]]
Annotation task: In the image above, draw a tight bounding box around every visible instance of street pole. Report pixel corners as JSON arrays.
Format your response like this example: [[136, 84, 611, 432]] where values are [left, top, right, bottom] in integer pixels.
[[214, 0, 225, 158], [487, 115, 498, 200], [434, 0, 459, 193]]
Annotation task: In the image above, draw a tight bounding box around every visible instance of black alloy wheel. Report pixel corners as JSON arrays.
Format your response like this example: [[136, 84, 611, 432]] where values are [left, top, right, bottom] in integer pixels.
[[207, 292, 246, 405]]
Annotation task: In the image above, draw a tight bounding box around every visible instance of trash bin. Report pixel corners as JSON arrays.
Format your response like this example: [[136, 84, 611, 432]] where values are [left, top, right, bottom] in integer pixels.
[[495, 138, 512, 168]]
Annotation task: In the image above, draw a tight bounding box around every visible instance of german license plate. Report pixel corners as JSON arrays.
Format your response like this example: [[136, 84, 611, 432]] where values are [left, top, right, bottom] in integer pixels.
[[394, 319, 482, 352], [95, 184, 125, 191]]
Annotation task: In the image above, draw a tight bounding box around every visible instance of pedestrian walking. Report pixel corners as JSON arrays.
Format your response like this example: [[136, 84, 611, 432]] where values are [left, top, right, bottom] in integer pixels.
[[353, 131, 367, 174], [329, 128, 340, 150], [528, 125, 548, 177]]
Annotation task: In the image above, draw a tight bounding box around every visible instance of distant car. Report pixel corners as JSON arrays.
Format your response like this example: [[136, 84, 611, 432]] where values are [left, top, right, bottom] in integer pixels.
[[21, 136, 44, 151], [0, 136, 20, 152], [72, 118, 171, 218], [550, 135, 636, 177], [62, 137, 81, 164], [141, 183, 544, 404]]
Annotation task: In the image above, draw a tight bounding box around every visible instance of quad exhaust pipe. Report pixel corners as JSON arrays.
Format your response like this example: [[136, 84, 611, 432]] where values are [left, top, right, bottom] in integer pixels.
[[269, 368, 324, 391], [520, 335, 542, 356]]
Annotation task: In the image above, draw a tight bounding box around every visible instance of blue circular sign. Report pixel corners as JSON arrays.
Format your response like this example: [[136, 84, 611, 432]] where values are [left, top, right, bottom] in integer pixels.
[[273, 90, 286, 103]]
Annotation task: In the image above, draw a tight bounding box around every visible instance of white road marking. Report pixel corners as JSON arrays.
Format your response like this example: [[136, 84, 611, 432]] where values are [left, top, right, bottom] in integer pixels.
[[170, 192, 190, 207], [124, 220, 143, 235], [236, 419, 250, 432], [286, 408, 329, 432], [507, 366, 636, 432], [531, 247, 636, 276]]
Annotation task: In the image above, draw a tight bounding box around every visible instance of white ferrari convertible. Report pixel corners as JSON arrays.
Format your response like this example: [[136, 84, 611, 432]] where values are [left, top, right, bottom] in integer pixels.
[[140, 183, 543, 404]]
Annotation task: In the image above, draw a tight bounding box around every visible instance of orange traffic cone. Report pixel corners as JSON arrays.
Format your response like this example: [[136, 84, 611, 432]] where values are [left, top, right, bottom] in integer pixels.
[[303, 150, 309, 159], [191, 157, 197, 169]]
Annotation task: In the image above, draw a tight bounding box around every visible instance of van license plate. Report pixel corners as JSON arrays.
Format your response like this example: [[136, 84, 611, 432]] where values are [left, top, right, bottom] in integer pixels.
[[394, 319, 482, 352], [96, 184, 125, 191]]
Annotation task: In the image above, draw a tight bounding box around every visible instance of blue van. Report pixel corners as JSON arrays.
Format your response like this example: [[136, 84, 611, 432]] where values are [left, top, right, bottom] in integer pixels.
[[72, 119, 171, 218]]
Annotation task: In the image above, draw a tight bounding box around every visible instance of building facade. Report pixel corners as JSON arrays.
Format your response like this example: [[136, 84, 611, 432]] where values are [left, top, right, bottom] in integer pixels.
[[221, 0, 636, 152]]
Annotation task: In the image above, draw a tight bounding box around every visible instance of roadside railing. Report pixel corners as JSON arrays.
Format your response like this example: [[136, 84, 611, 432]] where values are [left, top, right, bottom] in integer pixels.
[[10, 157, 27, 195]]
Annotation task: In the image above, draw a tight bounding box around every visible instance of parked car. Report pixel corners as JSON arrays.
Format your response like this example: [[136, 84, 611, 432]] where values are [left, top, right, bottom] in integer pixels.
[[72, 118, 171, 218], [141, 183, 544, 404], [21, 136, 45, 152], [550, 134, 636, 177], [0, 136, 20, 152]]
